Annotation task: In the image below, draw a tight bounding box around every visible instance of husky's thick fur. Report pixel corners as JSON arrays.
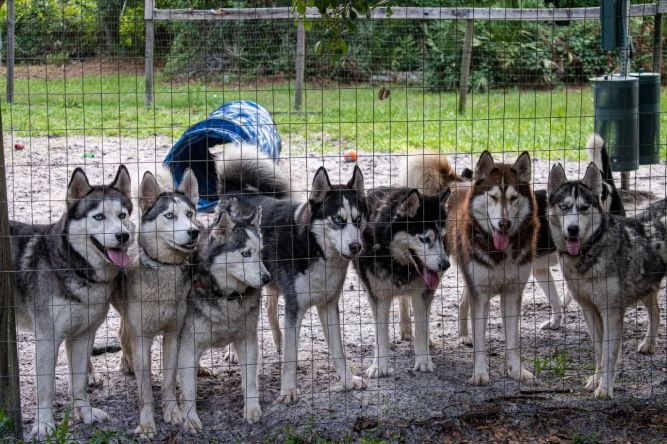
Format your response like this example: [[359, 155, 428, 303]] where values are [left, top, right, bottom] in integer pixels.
[[216, 144, 368, 404], [11, 167, 134, 438], [547, 163, 664, 398], [177, 199, 270, 431], [354, 187, 451, 377], [112, 167, 200, 437]]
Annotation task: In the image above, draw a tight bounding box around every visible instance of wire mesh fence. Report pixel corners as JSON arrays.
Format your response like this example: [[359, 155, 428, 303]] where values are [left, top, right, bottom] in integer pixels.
[[1, 0, 667, 442]]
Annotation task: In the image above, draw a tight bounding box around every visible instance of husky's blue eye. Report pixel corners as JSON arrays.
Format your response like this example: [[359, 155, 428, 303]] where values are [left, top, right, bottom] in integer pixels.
[[418, 234, 429, 243], [558, 203, 569, 211], [332, 215, 344, 225], [119, 213, 126, 220], [164, 212, 174, 220], [186, 211, 194, 218], [93, 214, 105, 221], [241, 250, 252, 258]]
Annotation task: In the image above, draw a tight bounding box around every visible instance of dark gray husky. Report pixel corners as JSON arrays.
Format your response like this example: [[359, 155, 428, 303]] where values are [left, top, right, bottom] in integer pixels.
[[11, 166, 134, 438], [548, 162, 664, 399], [354, 188, 451, 378], [216, 143, 368, 404]]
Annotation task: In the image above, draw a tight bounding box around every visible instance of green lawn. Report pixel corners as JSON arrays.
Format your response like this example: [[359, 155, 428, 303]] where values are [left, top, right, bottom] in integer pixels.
[[1, 72, 662, 160]]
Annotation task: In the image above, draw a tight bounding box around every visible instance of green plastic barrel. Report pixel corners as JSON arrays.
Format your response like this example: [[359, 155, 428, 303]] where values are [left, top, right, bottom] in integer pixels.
[[601, 0, 625, 51], [591, 75, 639, 172], [630, 72, 661, 165]]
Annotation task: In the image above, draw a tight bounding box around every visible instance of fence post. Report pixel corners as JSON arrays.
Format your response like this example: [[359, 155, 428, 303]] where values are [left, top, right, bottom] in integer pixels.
[[6, 0, 14, 104], [294, 20, 305, 111], [653, 12, 663, 74], [458, 19, 474, 115], [144, 0, 154, 108], [0, 103, 22, 438]]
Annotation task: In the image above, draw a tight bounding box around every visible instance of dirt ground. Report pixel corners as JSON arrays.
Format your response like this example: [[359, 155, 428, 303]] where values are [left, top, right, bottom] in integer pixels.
[[4, 135, 667, 443]]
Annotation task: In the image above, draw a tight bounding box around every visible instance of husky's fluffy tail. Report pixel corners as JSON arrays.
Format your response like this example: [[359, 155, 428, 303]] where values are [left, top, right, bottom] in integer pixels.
[[400, 151, 463, 195], [586, 133, 613, 184], [215, 143, 290, 199]]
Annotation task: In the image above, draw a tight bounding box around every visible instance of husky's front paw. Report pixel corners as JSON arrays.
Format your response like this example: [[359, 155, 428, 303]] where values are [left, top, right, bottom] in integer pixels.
[[32, 420, 56, 440], [182, 412, 203, 433], [413, 356, 435, 373], [593, 385, 613, 399], [224, 346, 238, 364], [343, 375, 366, 390], [366, 360, 392, 379], [77, 406, 108, 425], [637, 339, 656, 354], [459, 335, 473, 347], [163, 402, 184, 425], [134, 420, 157, 439], [539, 314, 562, 330], [197, 365, 216, 377], [278, 388, 299, 404], [399, 327, 413, 342], [585, 374, 600, 391], [509, 367, 538, 385], [469, 371, 490, 386], [244, 403, 262, 424]]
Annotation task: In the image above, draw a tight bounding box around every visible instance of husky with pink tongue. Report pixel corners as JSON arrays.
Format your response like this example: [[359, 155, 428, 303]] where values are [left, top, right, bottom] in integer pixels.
[[548, 162, 665, 399], [354, 187, 451, 378], [10, 166, 135, 439]]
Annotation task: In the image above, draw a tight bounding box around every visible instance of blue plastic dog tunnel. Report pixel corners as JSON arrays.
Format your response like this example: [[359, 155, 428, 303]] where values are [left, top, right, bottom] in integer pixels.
[[593, 0, 661, 173], [163, 100, 282, 212]]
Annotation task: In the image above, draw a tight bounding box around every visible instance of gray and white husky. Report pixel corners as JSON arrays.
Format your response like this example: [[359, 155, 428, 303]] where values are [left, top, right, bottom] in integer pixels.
[[11, 166, 134, 438], [354, 187, 451, 378], [177, 199, 270, 431], [547, 162, 664, 398], [113, 167, 200, 438], [216, 145, 368, 404]]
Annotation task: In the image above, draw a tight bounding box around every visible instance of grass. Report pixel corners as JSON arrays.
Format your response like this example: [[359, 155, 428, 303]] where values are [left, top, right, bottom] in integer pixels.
[[2, 71, 666, 160]]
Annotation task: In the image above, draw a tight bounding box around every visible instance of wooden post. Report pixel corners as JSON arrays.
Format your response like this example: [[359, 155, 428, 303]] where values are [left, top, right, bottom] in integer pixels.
[[0, 104, 22, 438], [144, 0, 154, 108], [294, 20, 305, 111], [6, 0, 15, 104], [653, 13, 663, 74], [458, 19, 474, 115]]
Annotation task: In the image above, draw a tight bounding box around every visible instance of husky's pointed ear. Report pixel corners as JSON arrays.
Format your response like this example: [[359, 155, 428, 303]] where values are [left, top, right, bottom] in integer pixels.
[[67, 168, 92, 207], [139, 171, 160, 212], [111, 165, 132, 198], [514, 151, 531, 183], [178, 168, 200, 206], [548, 164, 567, 196], [347, 166, 365, 195], [251, 206, 262, 228], [309, 167, 332, 204], [397, 189, 421, 218], [212, 199, 236, 239], [474, 151, 495, 180], [582, 162, 603, 196]]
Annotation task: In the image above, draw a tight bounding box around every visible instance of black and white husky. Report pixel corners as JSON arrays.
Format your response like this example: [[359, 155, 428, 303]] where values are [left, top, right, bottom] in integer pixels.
[[216, 144, 368, 404], [11, 166, 134, 438], [178, 199, 270, 431], [548, 163, 664, 398], [354, 188, 451, 377], [113, 167, 200, 438]]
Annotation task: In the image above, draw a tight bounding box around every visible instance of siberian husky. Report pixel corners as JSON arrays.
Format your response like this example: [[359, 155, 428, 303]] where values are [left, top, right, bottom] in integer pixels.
[[11, 166, 134, 438], [113, 167, 200, 437]]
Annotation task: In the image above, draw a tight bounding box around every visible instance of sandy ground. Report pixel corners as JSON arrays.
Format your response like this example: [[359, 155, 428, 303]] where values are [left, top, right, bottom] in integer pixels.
[[4, 135, 667, 442]]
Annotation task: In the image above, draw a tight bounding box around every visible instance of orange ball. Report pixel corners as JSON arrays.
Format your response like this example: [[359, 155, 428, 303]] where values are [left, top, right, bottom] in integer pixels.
[[343, 149, 357, 162]]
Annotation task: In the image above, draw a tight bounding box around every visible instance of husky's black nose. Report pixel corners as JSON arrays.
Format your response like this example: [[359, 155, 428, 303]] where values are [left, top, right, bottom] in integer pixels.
[[349, 242, 362, 255], [438, 258, 450, 272], [261, 273, 272, 285], [188, 229, 200, 239], [567, 225, 580, 237], [116, 232, 130, 244], [498, 219, 512, 231]]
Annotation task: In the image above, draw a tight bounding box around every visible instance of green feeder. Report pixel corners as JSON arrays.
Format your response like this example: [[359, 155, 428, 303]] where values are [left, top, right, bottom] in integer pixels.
[[600, 0, 626, 51], [591, 75, 639, 172], [630, 72, 661, 165]]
